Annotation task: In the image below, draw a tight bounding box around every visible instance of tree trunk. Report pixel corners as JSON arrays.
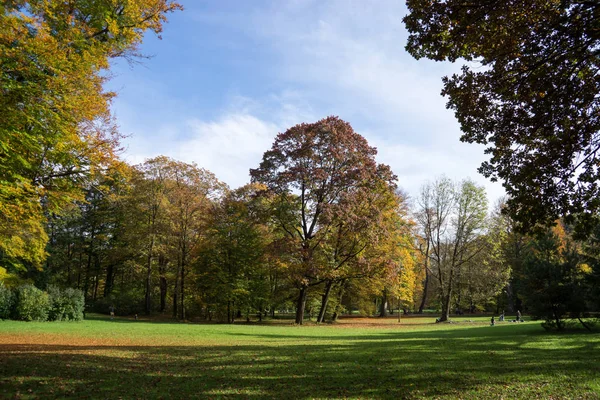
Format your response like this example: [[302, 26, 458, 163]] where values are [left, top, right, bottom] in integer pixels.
[[145, 234, 155, 315], [439, 283, 453, 322], [84, 252, 92, 301], [159, 276, 167, 313], [180, 257, 185, 320], [77, 251, 83, 288], [92, 255, 100, 301], [317, 280, 334, 323], [505, 282, 515, 313], [295, 285, 308, 324], [172, 268, 179, 319], [418, 240, 431, 313], [331, 281, 347, 322], [552, 305, 563, 330], [379, 288, 388, 317], [104, 263, 115, 297]]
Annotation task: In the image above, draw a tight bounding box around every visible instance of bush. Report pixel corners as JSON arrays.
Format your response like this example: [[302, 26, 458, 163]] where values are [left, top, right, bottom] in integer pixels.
[[13, 284, 51, 321], [0, 282, 14, 319], [48, 285, 85, 321]]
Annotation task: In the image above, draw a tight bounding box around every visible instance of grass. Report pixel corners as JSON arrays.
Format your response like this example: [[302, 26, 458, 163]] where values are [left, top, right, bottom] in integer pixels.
[[1, 315, 599, 399]]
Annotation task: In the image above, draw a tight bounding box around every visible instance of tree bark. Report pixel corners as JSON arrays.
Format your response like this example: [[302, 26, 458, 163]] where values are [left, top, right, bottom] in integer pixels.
[[295, 285, 308, 324], [418, 240, 431, 313], [172, 264, 179, 319], [104, 263, 115, 297], [159, 277, 167, 313], [317, 280, 334, 323], [331, 281, 347, 322], [379, 288, 388, 317], [145, 233, 155, 315], [440, 272, 454, 322], [92, 255, 100, 301], [180, 255, 185, 320]]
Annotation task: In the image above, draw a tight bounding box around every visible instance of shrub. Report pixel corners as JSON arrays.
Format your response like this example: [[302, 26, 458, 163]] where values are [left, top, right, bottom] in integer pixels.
[[63, 287, 85, 321], [0, 282, 14, 319], [48, 285, 85, 321], [13, 284, 50, 321]]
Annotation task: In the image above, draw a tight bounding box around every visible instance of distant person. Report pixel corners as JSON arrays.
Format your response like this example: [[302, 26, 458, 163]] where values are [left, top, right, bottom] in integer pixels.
[[491, 316, 495, 326], [517, 310, 522, 322], [109, 305, 115, 320], [499, 311, 504, 322]]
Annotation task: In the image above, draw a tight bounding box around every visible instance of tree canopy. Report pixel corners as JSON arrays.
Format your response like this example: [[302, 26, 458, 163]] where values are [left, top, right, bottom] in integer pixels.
[[0, 0, 181, 270], [250, 116, 400, 323], [404, 0, 600, 232]]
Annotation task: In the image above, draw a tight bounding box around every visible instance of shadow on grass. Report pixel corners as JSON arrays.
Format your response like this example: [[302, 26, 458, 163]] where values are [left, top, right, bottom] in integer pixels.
[[1, 324, 599, 399]]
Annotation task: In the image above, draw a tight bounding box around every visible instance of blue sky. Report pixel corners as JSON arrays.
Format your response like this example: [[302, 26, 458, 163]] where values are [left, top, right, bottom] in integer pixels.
[[106, 0, 505, 205]]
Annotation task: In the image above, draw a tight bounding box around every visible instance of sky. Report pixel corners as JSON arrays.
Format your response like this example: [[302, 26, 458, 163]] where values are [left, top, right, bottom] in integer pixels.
[[106, 0, 505, 206]]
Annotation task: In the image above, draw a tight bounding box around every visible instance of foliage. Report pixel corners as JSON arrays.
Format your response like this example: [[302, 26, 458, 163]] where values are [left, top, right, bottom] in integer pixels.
[[0, 0, 181, 270], [521, 224, 593, 331], [251, 116, 397, 323], [13, 284, 50, 321], [47, 285, 85, 321], [404, 0, 600, 232], [197, 184, 269, 323], [94, 286, 145, 317], [0, 281, 14, 319], [416, 177, 498, 320]]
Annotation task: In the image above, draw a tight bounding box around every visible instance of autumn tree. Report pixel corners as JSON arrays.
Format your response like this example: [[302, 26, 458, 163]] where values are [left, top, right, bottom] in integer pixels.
[[251, 116, 396, 324], [197, 184, 270, 323], [164, 160, 223, 320], [404, 1, 600, 232], [133, 157, 171, 314], [314, 169, 401, 323], [417, 177, 490, 321], [0, 1, 181, 271]]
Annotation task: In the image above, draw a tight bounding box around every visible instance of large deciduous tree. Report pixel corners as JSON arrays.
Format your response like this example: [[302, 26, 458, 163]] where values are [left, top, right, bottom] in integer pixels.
[[417, 177, 490, 322], [0, 0, 181, 270], [404, 1, 600, 232], [251, 116, 396, 324]]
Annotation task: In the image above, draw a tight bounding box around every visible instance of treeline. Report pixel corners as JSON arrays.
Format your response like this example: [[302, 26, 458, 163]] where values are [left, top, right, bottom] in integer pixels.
[[3, 115, 599, 328], [414, 178, 600, 330], [9, 118, 425, 324], [2, 1, 599, 330]]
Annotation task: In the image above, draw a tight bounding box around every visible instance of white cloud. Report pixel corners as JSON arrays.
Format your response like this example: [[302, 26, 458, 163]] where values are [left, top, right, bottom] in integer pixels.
[[117, 0, 504, 203], [122, 113, 278, 188]]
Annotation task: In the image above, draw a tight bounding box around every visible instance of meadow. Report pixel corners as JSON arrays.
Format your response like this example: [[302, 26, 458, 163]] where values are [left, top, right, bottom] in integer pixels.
[[1, 315, 599, 399]]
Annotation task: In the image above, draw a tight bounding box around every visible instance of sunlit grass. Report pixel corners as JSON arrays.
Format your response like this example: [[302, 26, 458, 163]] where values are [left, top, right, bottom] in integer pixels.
[[1, 314, 599, 399]]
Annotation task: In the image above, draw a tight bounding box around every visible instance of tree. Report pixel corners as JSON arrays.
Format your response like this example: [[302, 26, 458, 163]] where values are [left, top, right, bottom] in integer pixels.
[[197, 184, 270, 323], [134, 157, 170, 315], [404, 1, 600, 232], [417, 177, 489, 321], [165, 160, 222, 320], [251, 116, 396, 324], [521, 223, 593, 331], [42, 164, 134, 300], [314, 171, 402, 323], [0, 1, 181, 270]]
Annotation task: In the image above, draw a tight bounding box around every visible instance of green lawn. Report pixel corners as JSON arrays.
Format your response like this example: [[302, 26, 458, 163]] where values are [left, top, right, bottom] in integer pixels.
[[1, 315, 599, 399]]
